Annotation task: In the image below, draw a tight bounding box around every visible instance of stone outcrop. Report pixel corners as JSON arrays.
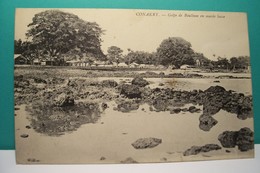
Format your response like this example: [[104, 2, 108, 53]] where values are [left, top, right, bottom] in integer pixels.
[[132, 137, 162, 149], [183, 144, 221, 156], [131, 76, 149, 87], [218, 127, 254, 152]]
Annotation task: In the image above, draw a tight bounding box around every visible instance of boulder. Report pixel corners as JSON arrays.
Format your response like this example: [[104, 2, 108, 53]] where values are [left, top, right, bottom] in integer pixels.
[[33, 77, 47, 84], [188, 106, 200, 113], [183, 144, 221, 156], [20, 134, 29, 138], [236, 127, 254, 151], [120, 84, 142, 99], [170, 108, 182, 114], [204, 85, 226, 93], [120, 157, 138, 163], [101, 80, 118, 88], [218, 127, 254, 152], [152, 99, 168, 111], [132, 137, 162, 149], [131, 76, 149, 87], [117, 101, 139, 112], [199, 114, 218, 131], [53, 93, 75, 107]]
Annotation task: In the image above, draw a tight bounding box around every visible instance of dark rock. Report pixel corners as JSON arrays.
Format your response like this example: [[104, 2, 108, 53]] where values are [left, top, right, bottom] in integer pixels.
[[14, 107, 20, 111], [170, 108, 181, 114], [199, 114, 218, 131], [101, 80, 118, 88], [218, 127, 254, 152], [182, 108, 188, 112], [120, 84, 142, 99], [120, 157, 138, 163], [188, 106, 200, 113], [131, 76, 149, 87], [236, 127, 254, 151], [183, 144, 221, 156], [132, 137, 162, 149], [213, 80, 220, 83], [101, 103, 108, 110], [100, 156, 106, 160], [159, 83, 164, 86], [117, 101, 139, 112], [33, 77, 47, 84], [204, 85, 226, 93], [25, 125, 31, 129], [20, 134, 29, 138], [153, 99, 168, 111], [53, 93, 75, 107], [226, 150, 231, 153]]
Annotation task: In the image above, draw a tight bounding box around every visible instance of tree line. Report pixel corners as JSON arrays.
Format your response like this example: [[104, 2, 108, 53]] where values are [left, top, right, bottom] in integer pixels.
[[14, 10, 250, 71]]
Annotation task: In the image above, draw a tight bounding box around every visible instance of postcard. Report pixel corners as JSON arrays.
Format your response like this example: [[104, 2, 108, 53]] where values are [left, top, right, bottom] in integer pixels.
[[14, 8, 254, 164]]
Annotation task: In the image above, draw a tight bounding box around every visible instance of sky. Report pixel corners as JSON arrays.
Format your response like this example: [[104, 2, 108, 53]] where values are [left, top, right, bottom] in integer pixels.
[[15, 8, 250, 60]]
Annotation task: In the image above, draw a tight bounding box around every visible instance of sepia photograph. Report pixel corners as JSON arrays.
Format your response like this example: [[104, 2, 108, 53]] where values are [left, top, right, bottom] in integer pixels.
[[14, 8, 254, 164]]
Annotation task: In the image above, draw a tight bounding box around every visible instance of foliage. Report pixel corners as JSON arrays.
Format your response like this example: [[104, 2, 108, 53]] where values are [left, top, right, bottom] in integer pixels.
[[156, 37, 195, 68], [107, 46, 123, 65], [124, 50, 156, 65], [25, 10, 104, 63]]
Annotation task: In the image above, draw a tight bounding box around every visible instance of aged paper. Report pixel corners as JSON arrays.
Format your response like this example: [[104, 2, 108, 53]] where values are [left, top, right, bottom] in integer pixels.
[[14, 9, 254, 164]]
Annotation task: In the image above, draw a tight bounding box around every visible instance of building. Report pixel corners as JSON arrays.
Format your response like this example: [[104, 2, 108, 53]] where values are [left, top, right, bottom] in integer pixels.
[[14, 54, 28, 65]]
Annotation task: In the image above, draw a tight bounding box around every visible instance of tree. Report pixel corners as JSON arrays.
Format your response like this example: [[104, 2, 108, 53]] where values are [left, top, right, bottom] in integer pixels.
[[156, 37, 194, 68], [26, 10, 104, 64], [107, 46, 123, 65], [237, 56, 250, 70], [14, 39, 24, 54], [124, 50, 156, 65], [215, 57, 230, 70], [230, 57, 239, 70]]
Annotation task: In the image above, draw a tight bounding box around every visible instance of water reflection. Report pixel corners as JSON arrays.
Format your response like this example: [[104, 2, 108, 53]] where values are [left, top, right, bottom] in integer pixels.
[[26, 102, 101, 136]]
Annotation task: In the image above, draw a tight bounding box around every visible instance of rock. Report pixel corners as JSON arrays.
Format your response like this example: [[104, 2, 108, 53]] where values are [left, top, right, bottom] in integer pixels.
[[160, 157, 167, 162], [226, 150, 231, 153], [101, 103, 108, 110], [131, 76, 149, 87], [153, 99, 168, 111], [101, 80, 118, 88], [159, 72, 165, 76], [183, 144, 221, 156], [199, 114, 218, 131], [159, 83, 164, 86], [218, 131, 238, 148], [170, 108, 181, 114], [20, 134, 29, 138], [132, 137, 162, 149], [33, 77, 47, 84], [182, 108, 188, 112], [25, 125, 31, 129], [204, 85, 226, 93], [53, 93, 74, 107], [236, 127, 254, 151], [120, 157, 138, 163], [188, 106, 200, 113], [120, 84, 142, 99], [100, 156, 106, 160], [218, 127, 254, 152], [117, 101, 139, 112], [213, 80, 220, 83]]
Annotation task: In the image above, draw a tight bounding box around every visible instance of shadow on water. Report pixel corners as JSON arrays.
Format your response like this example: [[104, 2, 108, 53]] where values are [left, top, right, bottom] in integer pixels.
[[26, 102, 101, 136]]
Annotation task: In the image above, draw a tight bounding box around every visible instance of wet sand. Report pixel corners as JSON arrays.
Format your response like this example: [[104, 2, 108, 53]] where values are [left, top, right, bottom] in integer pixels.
[[15, 102, 253, 164]]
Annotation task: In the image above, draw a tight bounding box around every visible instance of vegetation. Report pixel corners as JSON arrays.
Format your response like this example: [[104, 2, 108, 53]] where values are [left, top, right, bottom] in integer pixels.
[[14, 10, 250, 71]]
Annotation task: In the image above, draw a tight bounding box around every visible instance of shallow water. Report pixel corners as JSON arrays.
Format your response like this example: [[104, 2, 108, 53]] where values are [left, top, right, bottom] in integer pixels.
[[15, 102, 254, 164], [15, 72, 254, 163]]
